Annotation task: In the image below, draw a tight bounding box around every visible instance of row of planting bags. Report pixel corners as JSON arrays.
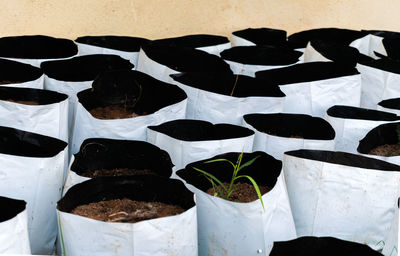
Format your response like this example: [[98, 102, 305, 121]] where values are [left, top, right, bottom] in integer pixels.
[[0, 28, 400, 255]]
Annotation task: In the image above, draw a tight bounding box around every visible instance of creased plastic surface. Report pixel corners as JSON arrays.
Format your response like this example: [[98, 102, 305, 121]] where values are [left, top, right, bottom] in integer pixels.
[[283, 152, 400, 251], [280, 74, 361, 117], [350, 34, 387, 59], [2, 74, 44, 89], [243, 119, 334, 160], [382, 203, 399, 256], [230, 34, 256, 47], [173, 80, 284, 125], [2, 56, 75, 68], [0, 208, 31, 254], [71, 99, 187, 154], [196, 42, 231, 56], [191, 172, 296, 256], [0, 149, 67, 254], [0, 96, 69, 142], [223, 59, 295, 77], [357, 64, 400, 109], [58, 206, 197, 256], [147, 127, 254, 172], [302, 42, 331, 63], [76, 43, 139, 66]]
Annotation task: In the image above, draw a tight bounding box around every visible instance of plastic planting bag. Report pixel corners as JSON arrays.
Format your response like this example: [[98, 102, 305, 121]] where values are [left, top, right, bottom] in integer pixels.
[[171, 71, 285, 124], [136, 44, 232, 84], [383, 199, 400, 256], [378, 98, 400, 115], [256, 62, 361, 117], [177, 152, 296, 256], [326, 105, 399, 153], [302, 40, 366, 67], [0, 127, 67, 254], [220, 46, 302, 77], [287, 28, 365, 50], [151, 34, 231, 56], [283, 149, 400, 251], [350, 34, 387, 59], [147, 119, 255, 171], [0, 86, 68, 142], [357, 58, 400, 109], [58, 176, 197, 256], [0, 58, 44, 89], [0, 196, 30, 254], [365, 30, 400, 60], [270, 236, 382, 256], [231, 27, 287, 47], [71, 70, 187, 154], [75, 35, 150, 66], [64, 138, 173, 194], [243, 113, 335, 160], [0, 35, 77, 67], [357, 122, 400, 166], [41, 54, 134, 136]]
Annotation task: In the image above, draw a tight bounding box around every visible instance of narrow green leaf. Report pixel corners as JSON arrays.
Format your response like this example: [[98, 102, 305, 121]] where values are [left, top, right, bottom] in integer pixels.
[[205, 158, 235, 169], [235, 175, 265, 210], [192, 167, 228, 192], [206, 176, 226, 199], [238, 155, 260, 172]]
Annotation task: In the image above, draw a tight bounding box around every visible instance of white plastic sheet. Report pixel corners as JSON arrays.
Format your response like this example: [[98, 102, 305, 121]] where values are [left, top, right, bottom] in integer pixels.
[[378, 104, 400, 116], [196, 42, 231, 56], [5, 74, 44, 89], [0, 148, 67, 254], [279, 74, 361, 117], [71, 99, 187, 154], [0, 206, 31, 254], [350, 34, 387, 59], [283, 150, 400, 251], [382, 200, 399, 256], [188, 172, 296, 256], [172, 79, 284, 125], [302, 42, 331, 63], [3, 56, 74, 68], [223, 59, 294, 77], [230, 34, 256, 47], [357, 63, 400, 109]]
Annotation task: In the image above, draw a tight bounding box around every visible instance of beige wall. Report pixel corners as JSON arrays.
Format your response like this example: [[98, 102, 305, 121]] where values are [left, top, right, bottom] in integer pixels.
[[1, 0, 400, 40]]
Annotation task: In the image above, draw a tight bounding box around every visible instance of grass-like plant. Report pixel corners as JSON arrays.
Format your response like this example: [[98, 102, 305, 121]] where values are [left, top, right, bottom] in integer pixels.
[[192, 152, 264, 209]]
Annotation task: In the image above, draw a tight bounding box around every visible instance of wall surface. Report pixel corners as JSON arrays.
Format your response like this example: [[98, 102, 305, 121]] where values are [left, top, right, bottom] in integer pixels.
[[0, 0, 399, 39]]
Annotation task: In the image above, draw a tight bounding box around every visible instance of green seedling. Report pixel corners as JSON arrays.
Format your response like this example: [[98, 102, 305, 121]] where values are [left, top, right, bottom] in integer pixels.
[[192, 152, 264, 210]]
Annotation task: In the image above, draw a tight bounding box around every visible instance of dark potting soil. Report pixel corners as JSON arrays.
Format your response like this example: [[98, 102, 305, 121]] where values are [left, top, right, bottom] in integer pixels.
[[4, 99, 39, 105], [206, 182, 271, 203], [71, 198, 185, 223], [80, 168, 157, 178], [89, 105, 143, 120], [369, 144, 400, 157], [0, 80, 21, 85]]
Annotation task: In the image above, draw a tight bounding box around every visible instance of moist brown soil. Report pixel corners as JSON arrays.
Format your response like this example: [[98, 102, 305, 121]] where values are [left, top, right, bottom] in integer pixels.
[[89, 105, 141, 120], [369, 144, 400, 157], [0, 80, 20, 85], [4, 99, 39, 105], [206, 182, 271, 203], [80, 168, 157, 178], [71, 198, 185, 223]]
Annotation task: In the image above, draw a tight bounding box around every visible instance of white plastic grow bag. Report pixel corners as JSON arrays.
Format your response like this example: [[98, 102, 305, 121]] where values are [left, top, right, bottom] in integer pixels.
[[231, 34, 256, 47], [302, 42, 331, 63], [382, 199, 399, 256], [0, 198, 31, 254], [357, 62, 400, 109], [76, 43, 139, 66], [0, 141, 67, 254], [378, 98, 400, 116], [71, 99, 187, 154], [196, 42, 231, 56], [283, 150, 400, 251], [6, 74, 44, 89], [63, 155, 89, 195], [350, 34, 387, 59], [224, 59, 294, 77], [146, 121, 255, 171]]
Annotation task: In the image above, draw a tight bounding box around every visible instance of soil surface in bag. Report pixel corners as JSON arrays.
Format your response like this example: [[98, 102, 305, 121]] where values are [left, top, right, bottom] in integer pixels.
[[358, 122, 400, 158], [327, 105, 399, 121], [72, 138, 173, 178], [0, 86, 68, 106], [232, 27, 287, 46], [152, 34, 229, 48], [270, 236, 382, 256], [58, 176, 195, 223], [244, 113, 335, 140], [287, 28, 365, 49], [171, 71, 285, 98], [41, 54, 134, 82], [75, 35, 150, 51], [206, 182, 271, 203], [0, 126, 67, 158], [148, 119, 254, 141], [71, 198, 185, 223], [0, 196, 26, 223], [78, 70, 186, 120], [286, 149, 400, 172], [177, 152, 282, 202], [141, 44, 232, 74], [220, 45, 302, 65], [255, 61, 359, 85], [0, 35, 77, 59], [0, 58, 43, 83], [379, 98, 400, 111]]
